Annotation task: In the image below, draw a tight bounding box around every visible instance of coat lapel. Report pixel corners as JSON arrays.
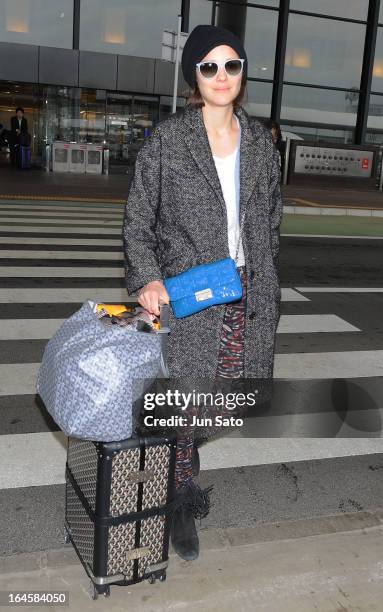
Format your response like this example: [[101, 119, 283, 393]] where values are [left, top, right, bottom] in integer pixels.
[[182, 104, 265, 218], [236, 105, 266, 217], [183, 105, 226, 214]]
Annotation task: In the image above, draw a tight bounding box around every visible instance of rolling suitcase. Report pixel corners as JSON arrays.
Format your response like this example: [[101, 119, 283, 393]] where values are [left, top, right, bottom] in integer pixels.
[[64, 432, 177, 600], [17, 144, 31, 169]]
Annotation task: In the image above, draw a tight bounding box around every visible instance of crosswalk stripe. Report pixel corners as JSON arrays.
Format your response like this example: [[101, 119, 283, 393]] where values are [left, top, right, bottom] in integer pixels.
[[0, 288, 298, 303], [0, 432, 67, 489], [282, 233, 383, 240], [277, 314, 360, 334], [0, 431, 382, 490], [199, 437, 383, 471], [0, 250, 123, 260], [0, 198, 125, 210], [0, 205, 123, 214], [0, 205, 124, 216], [0, 237, 122, 246], [275, 350, 383, 378], [0, 363, 40, 395], [0, 226, 122, 234], [0, 319, 65, 339], [0, 267, 125, 278], [0, 217, 122, 226], [0, 288, 133, 303], [280, 288, 309, 301], [0, 314, 358, 340], [296, 287, 383, 292], [0, 211, 122, 219], [1, 349, 383, 395]]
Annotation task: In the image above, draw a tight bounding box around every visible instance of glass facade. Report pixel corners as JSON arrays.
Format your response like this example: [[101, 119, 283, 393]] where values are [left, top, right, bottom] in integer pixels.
[[2, 0, 383, 168], [367, 92, 383, 145], [281, 85, 359, 125], [244, 81, 273, 120], [244, 7, 278, 80], [0, 0, 73, 48], [79, 0, 181, 58], [372, 26, 383, 93], [285, 14, 365, 89], [279, 122, 354, 144], [105, 93, 160, 170], [189, 0, 213, 30], [0, 80, 185, 170], [290, 0, 369, 21]]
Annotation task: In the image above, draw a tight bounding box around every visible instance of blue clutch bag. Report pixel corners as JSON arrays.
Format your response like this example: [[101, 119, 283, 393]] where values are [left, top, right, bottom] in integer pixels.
[[163, 257, 242, 319]]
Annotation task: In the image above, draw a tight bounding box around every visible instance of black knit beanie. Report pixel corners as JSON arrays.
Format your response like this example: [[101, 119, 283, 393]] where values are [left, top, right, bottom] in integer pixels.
[[181, 24, 248, 88]]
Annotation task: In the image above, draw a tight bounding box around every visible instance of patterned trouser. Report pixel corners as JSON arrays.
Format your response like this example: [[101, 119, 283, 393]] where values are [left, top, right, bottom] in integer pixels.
[[174, 267, 247, 489]]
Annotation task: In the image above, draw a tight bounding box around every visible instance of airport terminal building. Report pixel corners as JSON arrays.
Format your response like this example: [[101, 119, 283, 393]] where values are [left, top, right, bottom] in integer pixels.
[[1, 0, 383, 172]]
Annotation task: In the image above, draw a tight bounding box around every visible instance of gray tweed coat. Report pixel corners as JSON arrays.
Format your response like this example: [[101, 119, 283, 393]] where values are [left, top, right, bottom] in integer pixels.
[[122, 103, 283, 378]]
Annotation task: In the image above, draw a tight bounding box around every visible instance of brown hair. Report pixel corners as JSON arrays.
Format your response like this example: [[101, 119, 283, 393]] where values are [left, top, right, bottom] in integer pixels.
[[184, 73, 248, 109]]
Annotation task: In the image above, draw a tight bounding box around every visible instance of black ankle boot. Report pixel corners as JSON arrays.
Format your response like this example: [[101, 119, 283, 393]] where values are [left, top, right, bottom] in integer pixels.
[[170, 479, 213, 561]]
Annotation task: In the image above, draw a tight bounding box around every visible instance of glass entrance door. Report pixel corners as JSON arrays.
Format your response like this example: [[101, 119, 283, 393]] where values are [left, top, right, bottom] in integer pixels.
[[0, 81, 41, 167], [106, 93, 159, 173]]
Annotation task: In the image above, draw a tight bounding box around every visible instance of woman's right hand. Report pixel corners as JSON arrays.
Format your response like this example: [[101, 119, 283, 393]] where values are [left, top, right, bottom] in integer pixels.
[[137, 280, 169, 316]]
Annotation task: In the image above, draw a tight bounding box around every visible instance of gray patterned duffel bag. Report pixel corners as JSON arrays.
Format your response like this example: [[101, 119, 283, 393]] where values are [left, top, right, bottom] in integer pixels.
[[36, 300, 169, 442]]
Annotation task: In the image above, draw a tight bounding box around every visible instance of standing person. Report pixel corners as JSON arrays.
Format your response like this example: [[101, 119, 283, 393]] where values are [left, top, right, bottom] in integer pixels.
[[10, 107, 28, 167], [123, 25, 283, 561], [263, 118, 286, 179]]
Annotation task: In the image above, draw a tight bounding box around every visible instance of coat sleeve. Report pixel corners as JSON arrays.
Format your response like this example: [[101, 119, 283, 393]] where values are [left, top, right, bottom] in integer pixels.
[[122, 129, 163, 295], [269, 144, 283, 272]]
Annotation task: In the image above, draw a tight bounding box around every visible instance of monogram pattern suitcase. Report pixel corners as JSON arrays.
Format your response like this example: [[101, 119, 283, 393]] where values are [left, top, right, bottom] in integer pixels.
[[64, 433, 176, 599]]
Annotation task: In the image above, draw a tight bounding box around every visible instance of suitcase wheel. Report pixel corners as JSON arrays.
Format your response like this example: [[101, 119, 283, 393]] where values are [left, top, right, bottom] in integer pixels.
[[89, 582, 110, 600], [148, 570, 166, 584], [147, 574, 156, 585], [89, 582, 99, 600]]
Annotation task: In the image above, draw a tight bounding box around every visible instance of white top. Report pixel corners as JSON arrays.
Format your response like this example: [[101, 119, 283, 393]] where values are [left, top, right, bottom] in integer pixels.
[[212, 114, 245, 267]]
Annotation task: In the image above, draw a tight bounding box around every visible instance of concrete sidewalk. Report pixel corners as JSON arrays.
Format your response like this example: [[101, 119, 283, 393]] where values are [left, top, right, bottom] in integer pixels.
[[1, 510, 382, 611], [0, 166, 128, 203], [284, 183, 383, 210], [2, 165, 383, 216]]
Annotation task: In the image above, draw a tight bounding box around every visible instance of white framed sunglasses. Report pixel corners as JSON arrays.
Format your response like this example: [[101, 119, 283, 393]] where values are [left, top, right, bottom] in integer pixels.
[[195, 58, 245, 79]]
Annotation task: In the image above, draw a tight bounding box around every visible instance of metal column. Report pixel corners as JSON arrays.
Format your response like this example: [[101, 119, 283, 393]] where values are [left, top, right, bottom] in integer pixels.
[[72, 0, 80, 50], [181, 0, 190, 33], [354, 0, 380, 145], [270, 0, 290, 123], [216, 0, 247, 43]]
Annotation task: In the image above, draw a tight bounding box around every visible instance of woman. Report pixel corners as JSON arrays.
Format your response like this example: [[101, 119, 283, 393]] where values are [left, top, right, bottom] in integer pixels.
[[123, 24, 283, 562]]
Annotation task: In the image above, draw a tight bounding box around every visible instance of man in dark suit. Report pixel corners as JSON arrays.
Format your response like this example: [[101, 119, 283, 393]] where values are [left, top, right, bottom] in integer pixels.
[[10, 107, 29, 167]]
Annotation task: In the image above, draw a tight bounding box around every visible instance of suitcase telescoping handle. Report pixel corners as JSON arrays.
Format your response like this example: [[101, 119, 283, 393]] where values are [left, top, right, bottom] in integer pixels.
[[158, 302, 170, 378]]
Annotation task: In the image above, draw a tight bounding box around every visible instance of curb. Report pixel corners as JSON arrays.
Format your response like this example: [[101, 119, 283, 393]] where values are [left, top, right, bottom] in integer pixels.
[[1, 508, 382, 576]]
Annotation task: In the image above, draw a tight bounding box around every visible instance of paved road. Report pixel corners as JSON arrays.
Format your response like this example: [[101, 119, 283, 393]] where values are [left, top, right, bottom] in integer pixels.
[[0, 199, 382, 558]]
